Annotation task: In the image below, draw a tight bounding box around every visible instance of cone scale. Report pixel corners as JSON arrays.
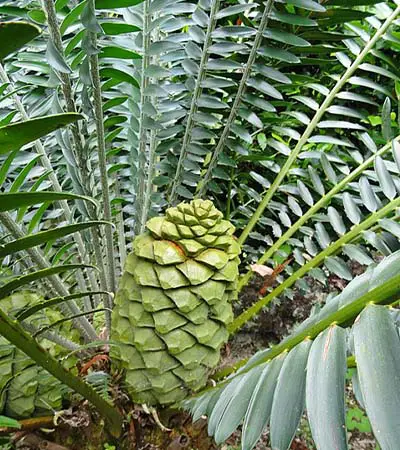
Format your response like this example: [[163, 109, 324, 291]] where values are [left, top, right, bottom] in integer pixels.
[[111, 200, 241, 405]]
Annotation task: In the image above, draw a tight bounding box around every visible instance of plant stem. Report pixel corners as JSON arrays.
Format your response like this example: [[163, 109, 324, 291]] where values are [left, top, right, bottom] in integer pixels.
[[22, 322, 82, 353], [43, 0, 86, 157], [41, 0, 110, 312], [0, 308, 122, 437], [89, 30, 117, 308], [142, 127, 157, 225], [238, 135, 400, 291], [114, 174, 126, 277], [225, 167, 234, 219], [237, 5, 400, 246], [230, 195, 400, 334], [0, 416, 55, 435], [90, 46, 117, 330], [211, 272, 400, 385], [196, 0, 275, 198], [84, 6, 116, 287], [140, 18, 161, 233], [134, 0, 151, 234], [169, 0, 221, 204]]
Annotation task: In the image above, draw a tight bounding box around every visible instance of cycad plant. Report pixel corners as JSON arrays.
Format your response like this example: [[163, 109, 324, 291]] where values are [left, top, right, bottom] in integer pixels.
[[1, 0, 400, 448]]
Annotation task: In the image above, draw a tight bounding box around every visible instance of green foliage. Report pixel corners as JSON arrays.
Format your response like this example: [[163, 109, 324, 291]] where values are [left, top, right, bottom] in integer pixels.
[[0, 415, 21, 428], [103, 444, 116, 450], [0, 113, 83, 154], [0, 221, 107, 258], [0, 192, 96, 212], [0, 21, 41, 60], [0, 437, 12, 450], [185, 250, 400, 449], [0, 0, 400, 448], [346, 407, 372, 433]]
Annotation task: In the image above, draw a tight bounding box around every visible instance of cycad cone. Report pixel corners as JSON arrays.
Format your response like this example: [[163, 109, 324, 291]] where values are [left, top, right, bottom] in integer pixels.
[[111, 200, 240, 405], [0, 292, 77, 418]]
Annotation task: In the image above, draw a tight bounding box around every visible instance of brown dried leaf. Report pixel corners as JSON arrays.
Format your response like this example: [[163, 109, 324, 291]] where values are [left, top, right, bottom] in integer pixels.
[[250, 264, 274, 277]]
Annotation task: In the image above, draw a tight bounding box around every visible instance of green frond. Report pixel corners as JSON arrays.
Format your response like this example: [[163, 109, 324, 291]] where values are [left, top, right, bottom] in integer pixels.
[[185, 250, 400, 450]]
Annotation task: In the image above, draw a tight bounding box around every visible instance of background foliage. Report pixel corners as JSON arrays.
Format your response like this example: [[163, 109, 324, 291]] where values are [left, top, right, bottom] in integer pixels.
[[0, 0, 400, 449]]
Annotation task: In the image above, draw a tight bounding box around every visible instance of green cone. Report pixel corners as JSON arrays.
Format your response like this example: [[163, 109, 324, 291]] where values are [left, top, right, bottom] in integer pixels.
[[0, 292, 76, 418], [111, 200, 240, 405]]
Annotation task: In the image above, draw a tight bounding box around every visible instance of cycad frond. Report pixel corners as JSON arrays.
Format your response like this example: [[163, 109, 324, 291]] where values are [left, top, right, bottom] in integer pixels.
[[185, 250, 400, 450]]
